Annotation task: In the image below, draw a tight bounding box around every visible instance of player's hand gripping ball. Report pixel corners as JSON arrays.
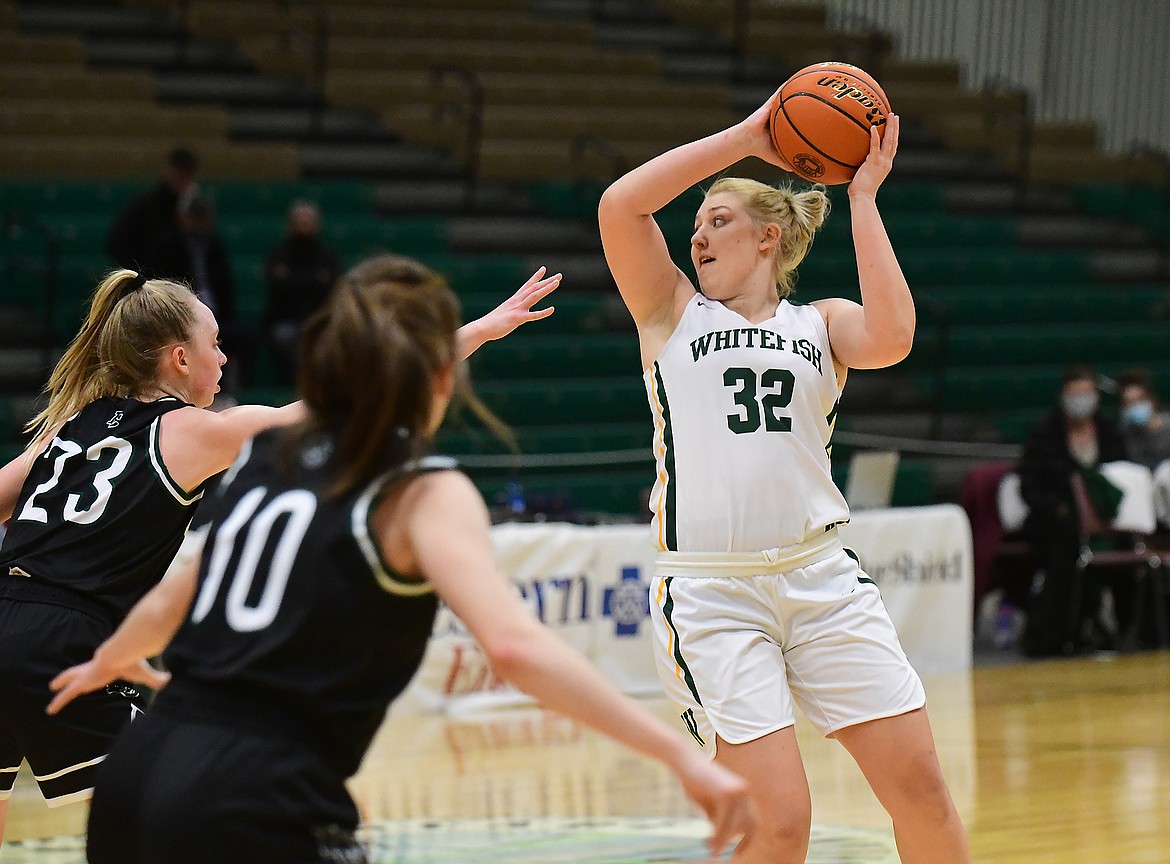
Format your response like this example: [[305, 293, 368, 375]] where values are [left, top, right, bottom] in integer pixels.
[[769, 62, 891, 185]]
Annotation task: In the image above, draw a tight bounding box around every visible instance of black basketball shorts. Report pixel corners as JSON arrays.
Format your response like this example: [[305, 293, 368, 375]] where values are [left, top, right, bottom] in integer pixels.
[[0, 589, 146, 807], [88, 711, 365, 864]]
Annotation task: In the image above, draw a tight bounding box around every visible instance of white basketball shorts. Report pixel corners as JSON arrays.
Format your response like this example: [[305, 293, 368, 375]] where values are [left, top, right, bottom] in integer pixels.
[[649, 530, 926, 755]]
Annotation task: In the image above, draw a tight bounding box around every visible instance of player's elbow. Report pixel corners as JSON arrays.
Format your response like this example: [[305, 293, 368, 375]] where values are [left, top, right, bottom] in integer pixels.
[[598, 182, 639, 226], [885, 324, 914, 364], [481, 624, 544, 685]]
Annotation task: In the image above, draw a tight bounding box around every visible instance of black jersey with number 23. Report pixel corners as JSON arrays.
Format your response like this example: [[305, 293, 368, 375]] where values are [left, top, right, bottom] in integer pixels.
[[0, 396, 203, 619]]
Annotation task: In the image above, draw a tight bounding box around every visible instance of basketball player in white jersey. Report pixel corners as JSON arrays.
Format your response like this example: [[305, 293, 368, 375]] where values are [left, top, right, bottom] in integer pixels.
[[598, 89, 969, 863]]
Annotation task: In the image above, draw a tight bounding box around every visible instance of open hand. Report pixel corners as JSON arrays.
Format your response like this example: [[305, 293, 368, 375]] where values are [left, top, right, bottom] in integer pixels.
[[848, 113, 899, 199], [47, 657, 169, 716], [675, 749, 757, 857], [475, 267, 559, 343], [740, 88, 795, 173]]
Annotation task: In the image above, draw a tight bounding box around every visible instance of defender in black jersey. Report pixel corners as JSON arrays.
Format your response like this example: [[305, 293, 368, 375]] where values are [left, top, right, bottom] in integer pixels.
[[51, 255, 753, 864], [0, 264, 559, 841], [0, 267, 312, 830], [88, 430, 449, 864], [0, 396, 202, 806]]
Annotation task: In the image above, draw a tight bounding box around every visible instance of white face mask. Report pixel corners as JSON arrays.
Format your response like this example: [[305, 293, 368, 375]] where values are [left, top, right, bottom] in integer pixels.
[[1062, 392, 1098, 420]]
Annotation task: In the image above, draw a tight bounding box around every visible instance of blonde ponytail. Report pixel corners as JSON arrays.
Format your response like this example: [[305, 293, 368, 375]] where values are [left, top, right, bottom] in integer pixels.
[[26, 270, 196, 442]]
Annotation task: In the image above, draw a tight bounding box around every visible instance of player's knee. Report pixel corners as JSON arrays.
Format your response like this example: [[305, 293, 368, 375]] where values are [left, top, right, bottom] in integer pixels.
[[755, 797, 812, 855], [887, 756, 955, 823]]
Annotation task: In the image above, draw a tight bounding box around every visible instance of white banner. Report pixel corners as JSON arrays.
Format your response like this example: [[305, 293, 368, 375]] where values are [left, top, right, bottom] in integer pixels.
[[400, 505, 972, 712]]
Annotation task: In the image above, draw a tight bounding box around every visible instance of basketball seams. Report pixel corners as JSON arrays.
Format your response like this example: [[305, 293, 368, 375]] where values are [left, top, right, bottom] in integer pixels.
[[781, 91, 875, 146], [770, 62, 889, 183], [774, 101, 859, 172]]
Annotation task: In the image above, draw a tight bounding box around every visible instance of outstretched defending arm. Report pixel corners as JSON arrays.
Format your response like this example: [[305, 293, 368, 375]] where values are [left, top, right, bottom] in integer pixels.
[[456, 267, 560, 360], [393, 472, 756, 856]]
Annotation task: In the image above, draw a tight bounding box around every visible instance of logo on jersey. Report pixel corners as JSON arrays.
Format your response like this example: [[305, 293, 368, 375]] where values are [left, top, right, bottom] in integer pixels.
[[602, 566, 650, 637], [105, 682, 141, 700], [106, 410, 124, 428], [313, 824, 366, 864]]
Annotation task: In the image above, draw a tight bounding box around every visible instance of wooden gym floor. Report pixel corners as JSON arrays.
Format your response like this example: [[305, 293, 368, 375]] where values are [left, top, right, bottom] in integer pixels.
[[3, 651, 1168, 863]]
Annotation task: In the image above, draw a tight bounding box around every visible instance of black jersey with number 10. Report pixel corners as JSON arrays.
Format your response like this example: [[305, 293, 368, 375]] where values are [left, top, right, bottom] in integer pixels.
[[160, 429, 447, 777], [0, 396, 203, 619]]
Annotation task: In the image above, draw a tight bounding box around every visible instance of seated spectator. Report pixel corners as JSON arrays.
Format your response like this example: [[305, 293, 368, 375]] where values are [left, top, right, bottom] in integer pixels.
[[1017, 365, 1129, 657], [106, 147, 199, 275], [264, 201, 342, 382], [1117, 369, 1170, 470]]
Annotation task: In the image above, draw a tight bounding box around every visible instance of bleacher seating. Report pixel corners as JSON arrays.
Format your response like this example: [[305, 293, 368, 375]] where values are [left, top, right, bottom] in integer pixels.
[[1, 0, 1168, 514]]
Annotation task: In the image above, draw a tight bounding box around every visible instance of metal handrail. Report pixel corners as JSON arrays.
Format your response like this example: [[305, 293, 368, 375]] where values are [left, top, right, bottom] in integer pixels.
[[431, 65, 485, 210], [279, 0, 330, 137], [982, 76, 1032, 211], [1127, 145, 1170, 274], [2, 211, 60, 370], [729, 0, 751, 82]]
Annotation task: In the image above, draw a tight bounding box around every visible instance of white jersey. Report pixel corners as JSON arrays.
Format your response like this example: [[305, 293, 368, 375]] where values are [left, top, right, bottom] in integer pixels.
[[643, 295, 849, 553]]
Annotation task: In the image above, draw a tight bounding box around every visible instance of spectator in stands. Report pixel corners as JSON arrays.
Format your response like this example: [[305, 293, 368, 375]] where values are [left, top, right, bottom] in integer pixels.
[[154, 189, 250, 393], [264, 201, 343, 383], [1017, 365, 1128, 657], [1117, 369, 1170, 470], [106, 148, 199, 275]]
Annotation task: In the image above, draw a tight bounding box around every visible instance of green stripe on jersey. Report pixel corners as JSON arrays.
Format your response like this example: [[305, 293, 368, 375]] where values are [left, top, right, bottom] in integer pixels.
[[652, 362, 677, 552]]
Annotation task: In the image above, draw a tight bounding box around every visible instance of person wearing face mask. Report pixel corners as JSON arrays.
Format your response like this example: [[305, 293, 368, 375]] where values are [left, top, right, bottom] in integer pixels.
[[1017, 365, 1129, 656], [1116, 370, 1170, 471], [264, 201, 344, 384]]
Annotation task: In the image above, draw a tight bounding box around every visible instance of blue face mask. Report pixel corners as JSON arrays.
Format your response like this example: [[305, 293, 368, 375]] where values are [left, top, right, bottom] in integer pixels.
[[1123, 400, 1155, 427]]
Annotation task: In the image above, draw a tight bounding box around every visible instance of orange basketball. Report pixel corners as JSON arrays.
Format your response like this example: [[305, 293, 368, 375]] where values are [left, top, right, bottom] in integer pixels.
[[769, 62, 891, 185]]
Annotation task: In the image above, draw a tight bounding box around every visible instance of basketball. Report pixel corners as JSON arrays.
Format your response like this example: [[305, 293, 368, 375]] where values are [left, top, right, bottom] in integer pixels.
[[769, 62, 891, 185]]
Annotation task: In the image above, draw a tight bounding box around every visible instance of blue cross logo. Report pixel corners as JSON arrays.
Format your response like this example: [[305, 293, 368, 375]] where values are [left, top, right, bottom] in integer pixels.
[[602, 566, 650, 637]]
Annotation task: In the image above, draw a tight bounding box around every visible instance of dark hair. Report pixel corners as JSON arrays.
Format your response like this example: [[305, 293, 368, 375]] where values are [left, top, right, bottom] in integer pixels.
[[1117, 368, 1155, 393], [168, 147, 199, 174], [1117, 367, 1160, 406], [1061, 364, 1096, 387], [288, 255, 461, 498]]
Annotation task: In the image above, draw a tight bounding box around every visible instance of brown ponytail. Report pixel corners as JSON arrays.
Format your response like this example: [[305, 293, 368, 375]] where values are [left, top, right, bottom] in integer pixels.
[[293, 254, 506, 498]]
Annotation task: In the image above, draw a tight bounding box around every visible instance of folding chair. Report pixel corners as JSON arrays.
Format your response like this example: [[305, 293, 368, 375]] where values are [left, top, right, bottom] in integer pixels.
[[1069, 462, 1168, 652]]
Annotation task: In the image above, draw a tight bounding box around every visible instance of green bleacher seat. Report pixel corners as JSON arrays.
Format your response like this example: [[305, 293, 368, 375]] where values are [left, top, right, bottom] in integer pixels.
[[913, 322, 1168, 370], [0, 180, 142, 214], [470, 334, 641, 380], [438, 421, 648, 456], [475, 377, 648, 426], [458, 291, 616, 334], [237, 386, 295, 407], [920, 283, 1168, 325], [418, 254, 536, 293], [473, 467, 651, 516], [204, 180, 377, 216], [926, 361, 1170, 413], [891, 459, 934, 507]]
